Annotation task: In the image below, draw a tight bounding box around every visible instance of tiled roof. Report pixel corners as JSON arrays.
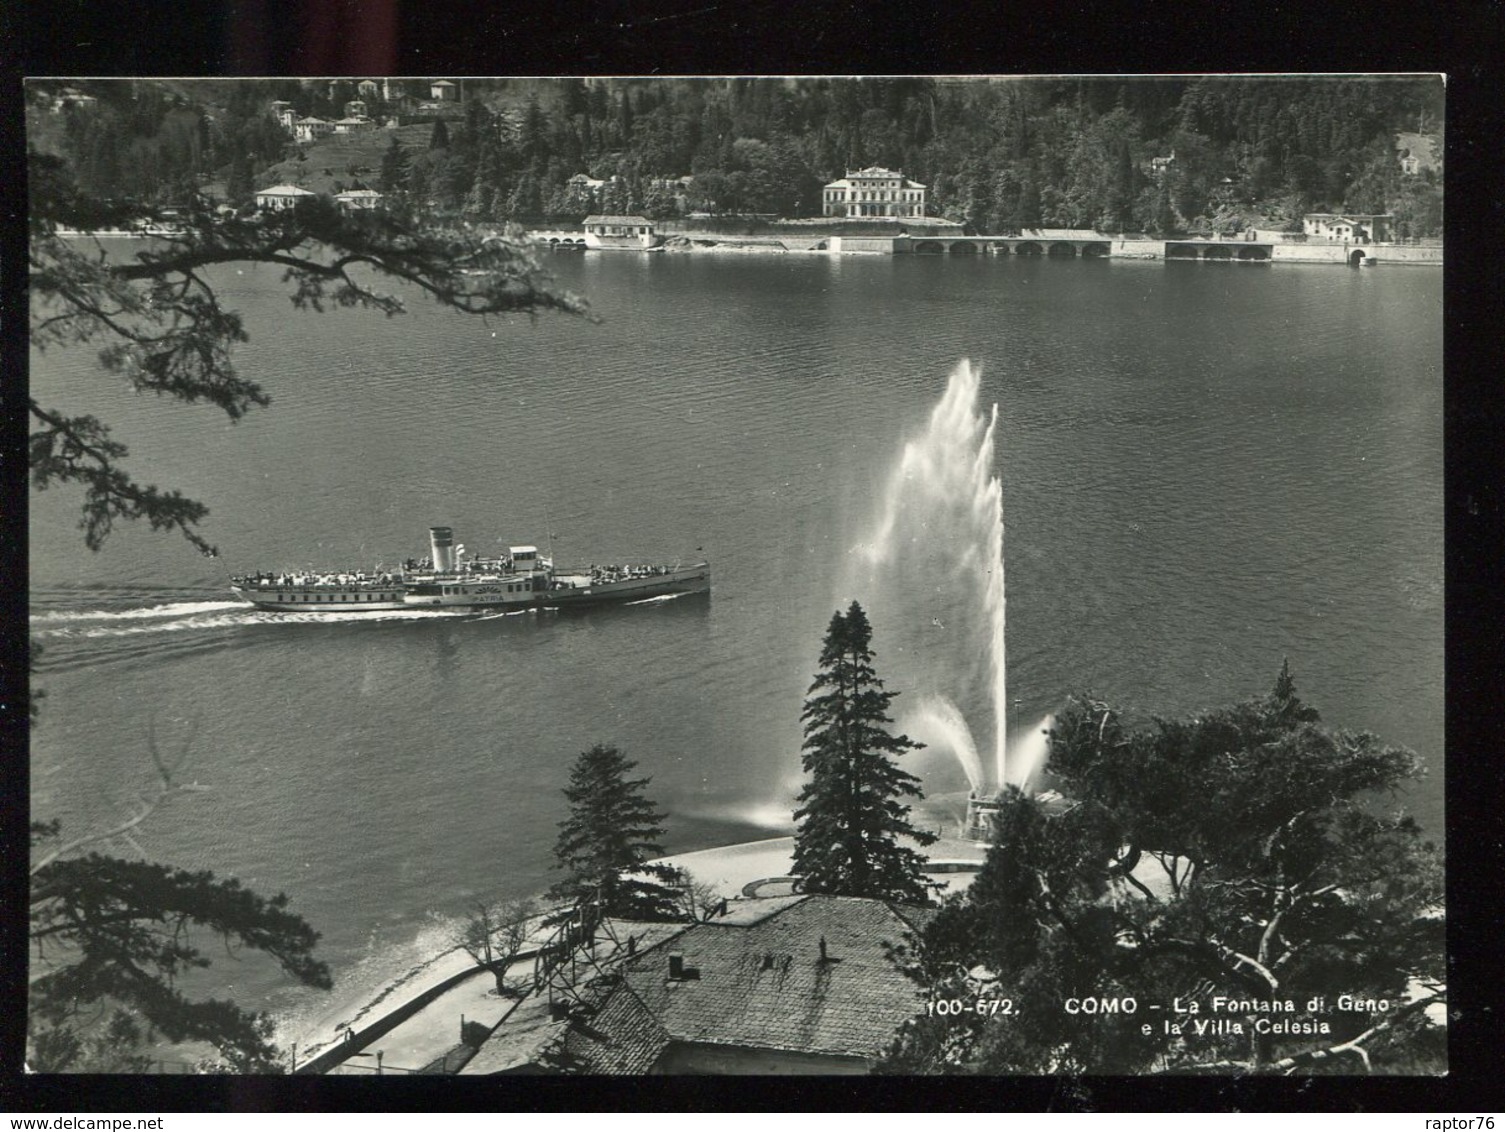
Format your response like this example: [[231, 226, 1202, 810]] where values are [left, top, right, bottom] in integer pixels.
[[256, 184, 316, 197], [824, 168, 926, 191], [564, 985, 673, 1074], [459, 917, 690, 1074], [458, 1016, 573, 1075], [583, 215, 652, 226], [592, 895, 933, 1064], [712, 893, 805, 926]]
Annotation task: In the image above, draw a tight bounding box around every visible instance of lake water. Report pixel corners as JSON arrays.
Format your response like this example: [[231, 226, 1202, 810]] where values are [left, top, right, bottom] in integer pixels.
[[28, 247, 1444, 1044]]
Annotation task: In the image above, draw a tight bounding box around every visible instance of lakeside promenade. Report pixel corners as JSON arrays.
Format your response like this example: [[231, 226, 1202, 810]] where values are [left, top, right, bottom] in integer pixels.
[[528, 222, 1442, 266]]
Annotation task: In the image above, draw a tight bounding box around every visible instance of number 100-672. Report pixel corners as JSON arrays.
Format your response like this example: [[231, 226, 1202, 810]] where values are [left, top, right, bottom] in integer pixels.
[[927, 999, 1015, 1017]]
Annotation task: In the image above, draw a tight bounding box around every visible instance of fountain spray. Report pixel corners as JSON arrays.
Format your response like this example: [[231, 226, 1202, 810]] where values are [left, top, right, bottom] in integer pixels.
[[851, 360, 1013, 795]]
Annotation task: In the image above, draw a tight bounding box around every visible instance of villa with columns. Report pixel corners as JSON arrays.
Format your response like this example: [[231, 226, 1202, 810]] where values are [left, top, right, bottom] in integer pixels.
[[822, 167, 927, 218]]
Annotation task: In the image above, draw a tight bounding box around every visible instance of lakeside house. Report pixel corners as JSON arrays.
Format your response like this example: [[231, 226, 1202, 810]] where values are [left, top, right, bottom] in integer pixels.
[[1302, 212, 1393, 242], [583, 214, 657, 249], [822, 166, 927, 218], [332, 116, 375, 135], [462, 895, 933, 1075], [254, 183, 317, 211], [334, 189, 383, 211], [294, 116, 333, 143]]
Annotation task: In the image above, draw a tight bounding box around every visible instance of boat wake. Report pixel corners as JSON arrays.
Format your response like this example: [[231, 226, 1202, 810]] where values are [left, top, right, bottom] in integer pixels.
[[30, 601, 526, 641], [31, 600, 245, 622], [625, 592, 689, 606]]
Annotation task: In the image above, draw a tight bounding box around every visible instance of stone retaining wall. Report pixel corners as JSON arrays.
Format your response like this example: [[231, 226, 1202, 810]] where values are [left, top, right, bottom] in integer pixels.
[[1270, 243, 1441, 265], [1369, 245, 1444, 264], [829, 235, 900, 254], [1111, 238, 1168, 258]]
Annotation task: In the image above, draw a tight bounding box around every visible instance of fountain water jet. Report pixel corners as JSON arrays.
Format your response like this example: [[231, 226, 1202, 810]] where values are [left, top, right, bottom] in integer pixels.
[[850, 360, 1011, 793], [899, 694, 986, 795], [1005, 713, 1056, 794]]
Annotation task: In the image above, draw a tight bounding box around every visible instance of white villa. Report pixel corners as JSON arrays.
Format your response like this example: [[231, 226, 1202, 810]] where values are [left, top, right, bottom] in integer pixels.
[[334, 189, 383, 211], [294, 116, 333, 143], [822, 166, 926, 218], [254, 184, 316, 211]]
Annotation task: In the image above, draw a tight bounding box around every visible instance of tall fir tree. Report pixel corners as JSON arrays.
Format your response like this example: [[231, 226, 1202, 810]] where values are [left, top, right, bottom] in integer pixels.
[[548, 744, 680, 923], [792, 601, 937, 903], [378, 135, 411, 195]]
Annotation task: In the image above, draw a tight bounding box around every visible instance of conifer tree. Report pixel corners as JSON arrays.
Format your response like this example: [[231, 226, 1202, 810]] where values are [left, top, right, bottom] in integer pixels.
[[548, 744, 680, 923], [378, 135, 411, 195], [792, 601, 937, 903]]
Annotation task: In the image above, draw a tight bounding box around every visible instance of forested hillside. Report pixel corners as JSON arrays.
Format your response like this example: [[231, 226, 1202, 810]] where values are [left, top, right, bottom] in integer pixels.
[[28, 76, 1443, 238]]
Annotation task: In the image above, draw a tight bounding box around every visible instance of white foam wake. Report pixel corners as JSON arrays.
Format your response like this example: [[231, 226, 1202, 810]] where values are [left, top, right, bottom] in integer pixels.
[[625, 592, 686, 605], [31, 600, 244, 622]]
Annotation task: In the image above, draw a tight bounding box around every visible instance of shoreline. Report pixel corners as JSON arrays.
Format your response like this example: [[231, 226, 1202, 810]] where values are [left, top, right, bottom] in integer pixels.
[[559, 236, 1442, 265], [59, 224, 1440, 266]]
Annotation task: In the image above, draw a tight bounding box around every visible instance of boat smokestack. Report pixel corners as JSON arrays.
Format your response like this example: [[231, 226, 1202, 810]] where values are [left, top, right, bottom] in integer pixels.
[[429, 526, 456, 573]]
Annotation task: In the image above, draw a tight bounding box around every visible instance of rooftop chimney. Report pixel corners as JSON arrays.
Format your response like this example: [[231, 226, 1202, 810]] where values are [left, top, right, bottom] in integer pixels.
[[668, 952, 684, 980]]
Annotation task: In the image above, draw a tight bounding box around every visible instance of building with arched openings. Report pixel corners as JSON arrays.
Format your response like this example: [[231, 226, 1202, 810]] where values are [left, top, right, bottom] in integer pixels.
[[822, 167, 926, 218]]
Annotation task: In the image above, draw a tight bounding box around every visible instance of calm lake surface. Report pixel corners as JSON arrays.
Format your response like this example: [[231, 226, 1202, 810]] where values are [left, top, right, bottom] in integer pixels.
[[29, 247, 1443, 1040]]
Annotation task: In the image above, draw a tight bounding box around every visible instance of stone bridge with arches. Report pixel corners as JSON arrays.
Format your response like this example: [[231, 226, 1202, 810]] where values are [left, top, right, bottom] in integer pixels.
[[902, 234, 1114, 257], [1162, 240, 1274, 262], [527, 229, 588, 248], [900, 234, 1274, 260]]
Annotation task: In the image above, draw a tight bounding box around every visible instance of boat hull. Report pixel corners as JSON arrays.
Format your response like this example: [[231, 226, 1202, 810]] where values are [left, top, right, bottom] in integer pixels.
[[230, 584, 411, 612], [542, 564, 711, 607], [230, 563, 710, 613]]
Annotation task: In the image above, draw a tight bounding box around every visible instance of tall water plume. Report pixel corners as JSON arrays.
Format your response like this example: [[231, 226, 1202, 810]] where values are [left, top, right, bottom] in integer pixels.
[[849, 360, 1010, 790]]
